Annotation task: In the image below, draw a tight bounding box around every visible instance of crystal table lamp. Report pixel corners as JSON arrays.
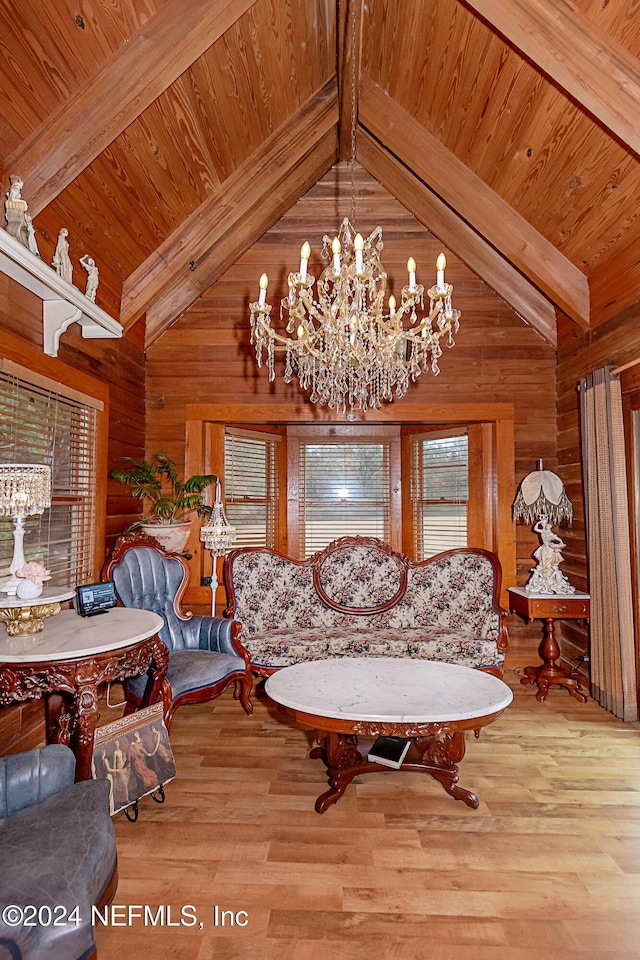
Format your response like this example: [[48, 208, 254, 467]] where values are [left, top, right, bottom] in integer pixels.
[[513, 461, 575, 595], [0, 464, 52, 595], [200, 480, 236, 613]]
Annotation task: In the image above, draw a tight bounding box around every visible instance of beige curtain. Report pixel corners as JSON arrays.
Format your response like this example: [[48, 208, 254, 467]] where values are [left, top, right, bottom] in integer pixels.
[[580, 366, 637, 720]]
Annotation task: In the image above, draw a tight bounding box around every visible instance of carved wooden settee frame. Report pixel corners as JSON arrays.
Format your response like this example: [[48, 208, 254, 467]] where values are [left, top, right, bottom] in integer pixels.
[[224, 536, 509, 678]]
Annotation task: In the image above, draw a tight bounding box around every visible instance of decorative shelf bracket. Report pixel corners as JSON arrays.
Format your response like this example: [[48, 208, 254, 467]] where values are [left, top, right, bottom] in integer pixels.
[[0, 229, 123, 357]]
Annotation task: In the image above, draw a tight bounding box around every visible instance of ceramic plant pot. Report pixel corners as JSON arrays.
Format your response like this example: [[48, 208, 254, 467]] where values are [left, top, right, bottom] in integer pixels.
[[139, 521, 191, 554]]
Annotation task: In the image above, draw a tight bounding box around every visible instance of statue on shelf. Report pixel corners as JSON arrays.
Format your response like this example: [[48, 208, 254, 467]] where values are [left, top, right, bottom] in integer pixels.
[[526, 514, 576, 596], [53, 228, 73, 283], [25, 213, 41, 258], [4, 175, 30, 249], [79, 253, 99, 302]]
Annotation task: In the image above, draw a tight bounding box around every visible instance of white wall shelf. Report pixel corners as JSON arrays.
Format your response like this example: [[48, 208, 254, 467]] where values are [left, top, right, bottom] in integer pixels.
[[0, 229, 122, 356]]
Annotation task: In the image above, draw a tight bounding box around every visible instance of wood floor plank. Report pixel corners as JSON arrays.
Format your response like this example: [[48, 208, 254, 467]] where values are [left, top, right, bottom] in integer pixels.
[[95, 667, 640, 960]]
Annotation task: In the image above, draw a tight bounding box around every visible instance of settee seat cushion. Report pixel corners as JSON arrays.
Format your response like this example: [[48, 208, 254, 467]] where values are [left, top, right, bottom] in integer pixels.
[[244, 627, 503, 671], [0, 778, 116, 960]]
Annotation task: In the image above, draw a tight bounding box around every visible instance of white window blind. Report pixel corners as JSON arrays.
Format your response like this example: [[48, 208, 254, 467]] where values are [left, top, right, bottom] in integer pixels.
[[411, 432, 468, 559], [298, 441, 391, 557], [224, 429, 279, 548], [0, 360, 101, 587]]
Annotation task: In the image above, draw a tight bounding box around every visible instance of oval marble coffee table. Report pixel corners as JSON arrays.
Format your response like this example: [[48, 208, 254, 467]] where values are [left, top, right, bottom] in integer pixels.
[[265, 657, 513, 813]]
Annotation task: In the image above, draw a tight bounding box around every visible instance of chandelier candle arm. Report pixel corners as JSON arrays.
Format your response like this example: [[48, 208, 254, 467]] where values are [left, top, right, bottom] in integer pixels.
[[332, 238, 341, 276], [258, 273, 268, 308], [407, 257, 417, 292]]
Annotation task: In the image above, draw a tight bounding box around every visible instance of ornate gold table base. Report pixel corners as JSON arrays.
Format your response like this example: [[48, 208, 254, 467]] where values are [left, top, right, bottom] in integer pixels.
[[0, 601, 63, 636], [0, 635, 169, 781], [310, 727, 478, 814]]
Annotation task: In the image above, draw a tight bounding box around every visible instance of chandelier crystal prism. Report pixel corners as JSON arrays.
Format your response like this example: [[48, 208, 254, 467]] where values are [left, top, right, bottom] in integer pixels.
[[249, 216, 461, 412]]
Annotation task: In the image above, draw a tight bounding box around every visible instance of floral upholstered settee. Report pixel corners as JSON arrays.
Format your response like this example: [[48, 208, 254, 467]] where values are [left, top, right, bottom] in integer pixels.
[[224, 536, 509, 677]]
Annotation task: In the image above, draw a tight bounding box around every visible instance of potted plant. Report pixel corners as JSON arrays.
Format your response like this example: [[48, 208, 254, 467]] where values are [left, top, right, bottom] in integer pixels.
[[111, 451, 217, 553]]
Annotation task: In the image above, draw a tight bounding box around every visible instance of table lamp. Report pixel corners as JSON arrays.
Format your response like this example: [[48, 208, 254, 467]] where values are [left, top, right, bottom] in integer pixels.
[[199, 479, 236, 613], [0, 463, 52, 595], [513, 460, 575, 595]]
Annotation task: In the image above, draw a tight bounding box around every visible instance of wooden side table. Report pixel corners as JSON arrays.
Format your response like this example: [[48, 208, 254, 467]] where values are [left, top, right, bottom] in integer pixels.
[[508, 587, 589, 703]]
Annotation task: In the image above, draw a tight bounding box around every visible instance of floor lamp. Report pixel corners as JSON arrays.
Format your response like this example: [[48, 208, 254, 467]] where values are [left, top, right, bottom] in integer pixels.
[[199, 480, 236, 615], [0, 464, 52, 595]]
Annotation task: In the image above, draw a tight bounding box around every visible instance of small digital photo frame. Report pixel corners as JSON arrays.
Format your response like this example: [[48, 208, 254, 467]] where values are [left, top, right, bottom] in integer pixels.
[[75, 581, 117, 617]]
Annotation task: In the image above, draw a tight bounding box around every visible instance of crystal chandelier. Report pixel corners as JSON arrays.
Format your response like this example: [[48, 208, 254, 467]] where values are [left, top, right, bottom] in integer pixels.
[[249, 0, 460, 414], [249, 220, 460, 412]]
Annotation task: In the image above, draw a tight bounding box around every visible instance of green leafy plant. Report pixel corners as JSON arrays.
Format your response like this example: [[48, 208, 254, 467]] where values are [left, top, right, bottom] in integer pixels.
[[111, 451, 217, 524]]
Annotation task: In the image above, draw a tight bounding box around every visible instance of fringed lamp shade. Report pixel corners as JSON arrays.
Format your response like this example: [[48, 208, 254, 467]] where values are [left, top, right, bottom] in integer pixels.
[[513, 469, 573, 525], [199, 480, 236, 557], [0, 464, 51, 517], [200, 480, 236, 615]]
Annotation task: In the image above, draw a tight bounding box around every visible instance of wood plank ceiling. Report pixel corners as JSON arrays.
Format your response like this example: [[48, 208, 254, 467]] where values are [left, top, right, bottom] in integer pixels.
[[1, 0, 640, 350]]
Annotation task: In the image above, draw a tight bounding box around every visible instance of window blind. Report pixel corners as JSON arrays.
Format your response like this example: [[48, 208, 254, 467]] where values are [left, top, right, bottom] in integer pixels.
[[298, 441, 390, 557], [224, 429, 279, 548], [411, 432, 468, 559], [0, 361, 100, 587]]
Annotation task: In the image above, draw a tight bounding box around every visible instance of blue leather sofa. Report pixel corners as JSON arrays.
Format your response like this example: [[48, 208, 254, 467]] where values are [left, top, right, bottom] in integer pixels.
[[0, 744, 117, 960]]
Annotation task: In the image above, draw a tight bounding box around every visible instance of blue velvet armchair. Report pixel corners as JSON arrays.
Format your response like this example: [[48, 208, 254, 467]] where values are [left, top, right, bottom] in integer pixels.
[[102, 532, 253, 728], [0, 744, 117, 960]]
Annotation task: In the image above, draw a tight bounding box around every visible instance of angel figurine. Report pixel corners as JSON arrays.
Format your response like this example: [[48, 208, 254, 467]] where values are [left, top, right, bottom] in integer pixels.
[[79, 254, 99, 302]]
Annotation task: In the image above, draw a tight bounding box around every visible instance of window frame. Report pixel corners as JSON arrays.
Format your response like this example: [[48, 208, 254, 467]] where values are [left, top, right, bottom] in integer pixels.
[[185, 403, 515, 608], [287, 425, 402, 557], [409, 427, 469, 559], [0, 333, 109, 583], [224, 426, 280, 550]]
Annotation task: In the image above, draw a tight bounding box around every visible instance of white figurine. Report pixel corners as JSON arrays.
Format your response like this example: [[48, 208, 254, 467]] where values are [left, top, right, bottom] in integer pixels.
[[53, 228, 72, 283], [79, 254, 99, 302], [4, 175, 30, 249], [526, 514, 575, 595], [24, 213, 41, 258]]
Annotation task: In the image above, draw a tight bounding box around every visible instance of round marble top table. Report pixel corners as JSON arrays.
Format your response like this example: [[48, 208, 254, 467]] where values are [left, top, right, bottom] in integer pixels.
[[266, 657, 513, 813], [0, 607, 167, 781], [0, 607, 163, 660]]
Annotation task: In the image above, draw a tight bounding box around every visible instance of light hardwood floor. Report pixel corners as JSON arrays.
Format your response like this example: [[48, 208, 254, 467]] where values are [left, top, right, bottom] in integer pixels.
[[95, 661, 640, 960]]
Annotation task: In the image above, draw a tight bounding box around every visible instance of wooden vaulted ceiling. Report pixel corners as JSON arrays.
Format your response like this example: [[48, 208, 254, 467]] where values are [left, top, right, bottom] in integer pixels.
[[2, 0, 640, 351]]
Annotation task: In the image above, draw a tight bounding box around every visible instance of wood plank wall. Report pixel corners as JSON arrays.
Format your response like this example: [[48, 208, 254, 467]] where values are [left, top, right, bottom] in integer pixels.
[[0, 275, 146, 753], [557, 302, 640, 671], [146, 163, 555, 641]]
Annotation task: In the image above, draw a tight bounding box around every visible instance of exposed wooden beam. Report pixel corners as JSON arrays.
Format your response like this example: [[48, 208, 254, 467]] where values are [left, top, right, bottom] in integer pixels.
[[337, 0, 364, 160], [145, 130, 338, 347], [122, 80, 338, 331], [358, 129, 558, 347], [3, 0, 259, 216], [462, 0, 640, 158], [144, 130, 338, 347], [359, 75, 589, 329]]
